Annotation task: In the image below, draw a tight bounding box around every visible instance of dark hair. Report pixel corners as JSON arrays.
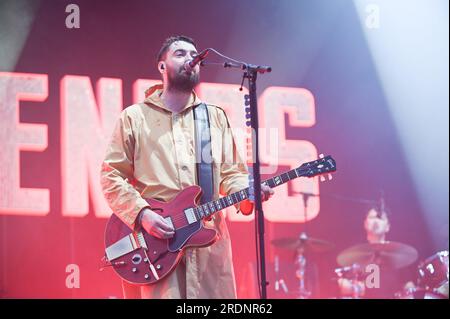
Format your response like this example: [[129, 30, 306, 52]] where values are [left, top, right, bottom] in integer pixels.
[[157, 35, 197, 63]]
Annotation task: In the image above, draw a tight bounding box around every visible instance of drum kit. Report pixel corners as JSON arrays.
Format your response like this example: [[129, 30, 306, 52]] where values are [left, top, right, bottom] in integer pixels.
[[403, 250, 449, 299], [270, 192, 449, 299], [270, 234, 449, 299]]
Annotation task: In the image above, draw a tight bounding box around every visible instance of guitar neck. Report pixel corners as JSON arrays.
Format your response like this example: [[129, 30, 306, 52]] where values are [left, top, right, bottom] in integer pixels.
[[192, 166, 306, 220]]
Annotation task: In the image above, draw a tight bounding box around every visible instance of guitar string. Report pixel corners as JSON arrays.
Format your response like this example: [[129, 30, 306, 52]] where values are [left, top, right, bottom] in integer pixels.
[[166, 165, 331, 224]]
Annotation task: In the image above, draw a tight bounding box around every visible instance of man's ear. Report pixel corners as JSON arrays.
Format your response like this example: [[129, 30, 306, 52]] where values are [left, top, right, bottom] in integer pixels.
[[158, 62, 166, 73]]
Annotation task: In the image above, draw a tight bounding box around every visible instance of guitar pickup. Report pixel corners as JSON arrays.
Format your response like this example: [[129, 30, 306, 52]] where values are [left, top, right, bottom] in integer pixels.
[[164, 216, 174, 229], [184, 208, 197, 224]]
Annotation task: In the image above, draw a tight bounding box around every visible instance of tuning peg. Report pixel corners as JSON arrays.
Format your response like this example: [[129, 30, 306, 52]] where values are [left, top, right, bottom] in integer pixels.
[[328, 174, 333, 181], [320, 175, 326, 182]]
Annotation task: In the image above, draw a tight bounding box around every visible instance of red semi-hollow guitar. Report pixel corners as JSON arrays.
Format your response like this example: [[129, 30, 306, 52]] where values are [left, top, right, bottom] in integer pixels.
[[104, 155, 336, 285]]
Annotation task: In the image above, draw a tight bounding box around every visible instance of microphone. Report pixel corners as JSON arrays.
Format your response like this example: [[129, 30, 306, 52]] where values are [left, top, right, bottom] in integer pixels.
[[184, 48, 209, 72]]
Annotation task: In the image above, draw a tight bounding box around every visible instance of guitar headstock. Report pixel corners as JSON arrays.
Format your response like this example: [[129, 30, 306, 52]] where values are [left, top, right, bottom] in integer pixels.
[[297, 154, 336, 180]]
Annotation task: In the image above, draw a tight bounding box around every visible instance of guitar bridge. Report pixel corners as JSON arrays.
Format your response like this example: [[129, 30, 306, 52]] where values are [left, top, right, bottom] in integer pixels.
[[135, 231, 148, 250], [105, 231, 148, 261]]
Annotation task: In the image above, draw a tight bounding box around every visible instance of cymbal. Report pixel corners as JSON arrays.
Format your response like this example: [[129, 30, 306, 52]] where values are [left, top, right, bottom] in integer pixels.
[[271, 232, 334, 253], [337, 241, 418, 269]]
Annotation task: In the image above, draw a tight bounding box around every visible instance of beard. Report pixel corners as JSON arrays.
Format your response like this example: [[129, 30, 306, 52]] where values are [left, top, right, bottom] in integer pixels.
[[166, 65, 200, 93]]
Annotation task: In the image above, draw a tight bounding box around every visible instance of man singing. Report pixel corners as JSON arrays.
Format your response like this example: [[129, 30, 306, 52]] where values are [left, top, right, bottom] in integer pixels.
[[100, 35, 273, 299]]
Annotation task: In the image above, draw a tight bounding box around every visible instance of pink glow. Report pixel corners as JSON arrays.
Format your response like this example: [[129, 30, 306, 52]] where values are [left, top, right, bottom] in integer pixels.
[[60, 75, 123, 218], [0, 72, 49, 215], [1, 73, 319, 223], [132, 79, 161, 103], [259, 86, 319, 223]]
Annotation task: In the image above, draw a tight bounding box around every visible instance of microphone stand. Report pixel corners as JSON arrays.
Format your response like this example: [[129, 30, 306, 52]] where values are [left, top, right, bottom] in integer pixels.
[[247, 67, 267, 299], [201, 54, 271, 299]]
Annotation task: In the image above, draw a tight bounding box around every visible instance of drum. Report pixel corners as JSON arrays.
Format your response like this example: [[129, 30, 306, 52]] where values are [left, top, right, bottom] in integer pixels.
[[418, 250, 449, 289], [333, 264, 366, 298], [395, 287, 446, 299], [337, 277, 366, 298]]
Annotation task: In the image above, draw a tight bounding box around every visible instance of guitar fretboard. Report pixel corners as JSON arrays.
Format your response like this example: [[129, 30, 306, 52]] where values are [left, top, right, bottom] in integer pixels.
[[192, 166, 303, 220]]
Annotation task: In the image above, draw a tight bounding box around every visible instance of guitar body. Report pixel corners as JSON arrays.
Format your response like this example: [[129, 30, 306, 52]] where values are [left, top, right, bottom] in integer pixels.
[[104, 185, 218, 285]]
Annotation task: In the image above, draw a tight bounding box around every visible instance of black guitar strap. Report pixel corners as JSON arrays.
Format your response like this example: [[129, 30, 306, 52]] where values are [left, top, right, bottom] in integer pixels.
[[193, 103, 214, 205]]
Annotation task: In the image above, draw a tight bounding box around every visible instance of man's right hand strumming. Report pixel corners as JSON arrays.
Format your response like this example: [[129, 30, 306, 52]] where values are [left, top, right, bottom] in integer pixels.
[[139, 208, 175, 239]]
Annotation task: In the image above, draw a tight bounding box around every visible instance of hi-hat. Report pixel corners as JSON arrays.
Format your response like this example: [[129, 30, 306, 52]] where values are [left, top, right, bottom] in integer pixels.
[[337, 241, 418, 269], [271, 232, 334, 253]]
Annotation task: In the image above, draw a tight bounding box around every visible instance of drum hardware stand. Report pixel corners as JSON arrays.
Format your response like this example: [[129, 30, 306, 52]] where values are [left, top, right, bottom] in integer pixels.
[[274, 255, 289, 295], [295, 243, 311, 299], [293, 191, 319, 299], [335, 263, 364, 299]]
